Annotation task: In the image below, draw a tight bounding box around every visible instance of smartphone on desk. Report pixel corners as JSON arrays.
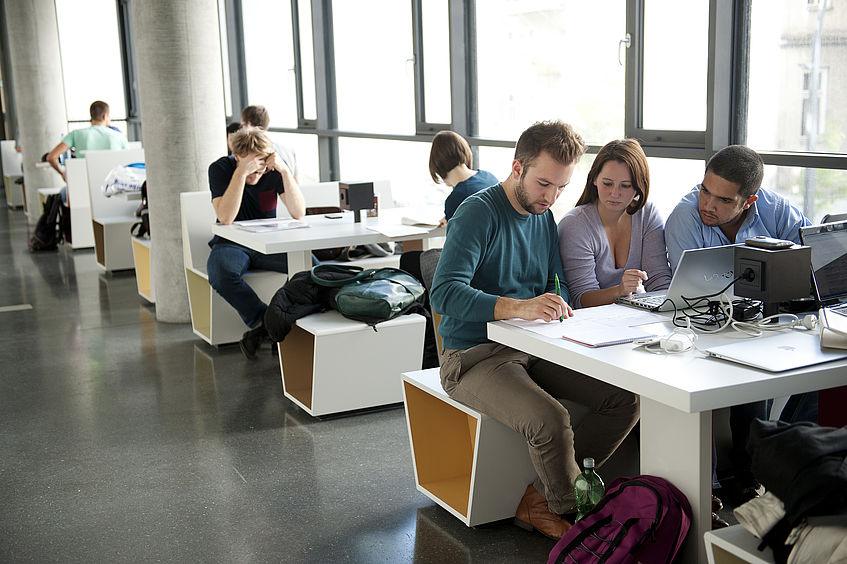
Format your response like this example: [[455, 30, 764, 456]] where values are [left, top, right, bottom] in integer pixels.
[[745, 236, 794, 250], [325, 214, 343, 219]]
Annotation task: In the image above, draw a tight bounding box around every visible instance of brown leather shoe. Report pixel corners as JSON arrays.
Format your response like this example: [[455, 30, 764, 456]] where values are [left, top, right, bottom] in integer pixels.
[[711, 494, 723, 513], [711, 512, 729, 529], [514, 485, 572, 540]]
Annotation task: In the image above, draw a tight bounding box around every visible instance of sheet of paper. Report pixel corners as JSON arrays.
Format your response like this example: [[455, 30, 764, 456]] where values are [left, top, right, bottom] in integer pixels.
[[233, 218, 310, 232], [366, 225, 429, 237], [502, 304, 667, 347]]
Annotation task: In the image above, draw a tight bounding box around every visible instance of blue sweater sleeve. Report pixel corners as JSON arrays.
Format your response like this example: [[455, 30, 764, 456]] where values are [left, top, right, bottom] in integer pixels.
[[430, 205, 500, 322]]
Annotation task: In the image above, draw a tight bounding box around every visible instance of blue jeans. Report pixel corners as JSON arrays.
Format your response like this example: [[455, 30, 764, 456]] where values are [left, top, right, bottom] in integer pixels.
[[712, 400, 767, 489], [206, 242, 288, 328]]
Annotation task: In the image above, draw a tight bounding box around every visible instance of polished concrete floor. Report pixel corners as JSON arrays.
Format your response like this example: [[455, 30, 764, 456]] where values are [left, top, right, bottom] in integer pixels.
[[0, 197, 557, 563]]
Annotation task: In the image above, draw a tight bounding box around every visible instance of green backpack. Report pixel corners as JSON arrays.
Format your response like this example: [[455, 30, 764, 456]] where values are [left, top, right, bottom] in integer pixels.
[[310, 264, 425, 325]]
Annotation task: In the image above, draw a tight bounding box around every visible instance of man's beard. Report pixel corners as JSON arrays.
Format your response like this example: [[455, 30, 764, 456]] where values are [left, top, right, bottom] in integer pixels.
[[515, 175, 547, 215]]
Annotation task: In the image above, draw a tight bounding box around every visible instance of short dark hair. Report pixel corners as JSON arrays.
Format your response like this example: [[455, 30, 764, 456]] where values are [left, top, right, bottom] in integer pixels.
[[514, 120, 586, 170], [576, 139, 650, 215], [90, 101, 110, 121], [241, 105, 270, 129], [226, 122, 242, 135], [706, 145, 764, 199], [429, 131, 473, 183]]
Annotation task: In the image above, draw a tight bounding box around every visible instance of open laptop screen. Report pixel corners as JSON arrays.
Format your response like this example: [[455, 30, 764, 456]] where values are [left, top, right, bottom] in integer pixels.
[[800, 220, 847, 304]]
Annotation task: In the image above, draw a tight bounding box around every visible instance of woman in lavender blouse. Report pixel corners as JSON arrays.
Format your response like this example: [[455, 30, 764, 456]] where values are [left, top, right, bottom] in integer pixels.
[[558, 139, 671, 308]]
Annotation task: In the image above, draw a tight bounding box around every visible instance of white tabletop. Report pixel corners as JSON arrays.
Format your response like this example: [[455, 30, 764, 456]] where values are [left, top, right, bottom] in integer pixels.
[[211, 206, 445, 255], [487, 316, 847, 414]]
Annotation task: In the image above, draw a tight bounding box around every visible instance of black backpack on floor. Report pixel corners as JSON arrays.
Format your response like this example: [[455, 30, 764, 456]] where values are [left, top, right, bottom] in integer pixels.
[[29, 194, 65, 251]]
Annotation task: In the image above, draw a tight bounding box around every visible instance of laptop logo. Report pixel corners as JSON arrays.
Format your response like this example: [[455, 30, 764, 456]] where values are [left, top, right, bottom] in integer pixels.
[[777, 345, 796, 351], [704, 270, 734, 282]]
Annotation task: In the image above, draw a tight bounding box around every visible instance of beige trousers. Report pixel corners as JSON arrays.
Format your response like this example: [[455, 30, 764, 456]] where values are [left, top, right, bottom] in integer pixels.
[[440, 343, 640, 514]]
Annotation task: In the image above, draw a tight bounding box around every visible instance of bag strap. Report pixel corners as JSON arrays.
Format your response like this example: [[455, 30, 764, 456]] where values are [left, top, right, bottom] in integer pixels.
[[310, 264, 376, 287]]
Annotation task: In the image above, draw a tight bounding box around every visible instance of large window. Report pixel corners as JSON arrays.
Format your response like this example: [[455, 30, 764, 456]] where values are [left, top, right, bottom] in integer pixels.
[[747, 0, 847, 155], [241, 0, 297, 127], [55, 0, 127, 132], [420, 0, 451, 125], [338, 138, 433, 206], [332, 1, 415, 134], [641, 0, 708, 131], [475, 1, 626, 144], [763, 164, 847, 224], [266, 132, 320, 184]]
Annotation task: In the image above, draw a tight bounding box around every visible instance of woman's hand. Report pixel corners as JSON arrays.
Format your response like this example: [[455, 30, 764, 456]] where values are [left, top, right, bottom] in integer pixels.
[[618, 269, 648, 296]]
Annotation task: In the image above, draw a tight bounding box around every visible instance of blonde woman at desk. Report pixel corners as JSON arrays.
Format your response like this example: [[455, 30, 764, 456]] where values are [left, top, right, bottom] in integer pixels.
[[557, 139, 671, 308]]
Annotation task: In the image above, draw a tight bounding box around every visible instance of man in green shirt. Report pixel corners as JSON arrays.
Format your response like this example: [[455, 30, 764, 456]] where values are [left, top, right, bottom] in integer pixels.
[[430, 121, 639, 540], [46, 100, 128, 185]]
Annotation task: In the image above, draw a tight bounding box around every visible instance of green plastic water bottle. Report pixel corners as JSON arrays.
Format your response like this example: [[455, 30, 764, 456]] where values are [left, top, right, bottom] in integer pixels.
[[574, 457, 605, 521]]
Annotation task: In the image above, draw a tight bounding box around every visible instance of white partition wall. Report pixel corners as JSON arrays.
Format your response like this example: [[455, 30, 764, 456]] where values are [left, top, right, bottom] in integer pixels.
[[65, 159, 93, 248], [84, 149, 145, 271]]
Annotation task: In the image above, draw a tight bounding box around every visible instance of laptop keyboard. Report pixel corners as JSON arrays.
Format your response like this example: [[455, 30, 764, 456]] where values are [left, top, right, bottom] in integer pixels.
[[830, 303, 847, 317], [625, 295, 666, 308]]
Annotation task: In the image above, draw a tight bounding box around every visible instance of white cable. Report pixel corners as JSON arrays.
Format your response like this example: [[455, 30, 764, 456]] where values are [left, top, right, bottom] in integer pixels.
[[730, 313, 801, 337]]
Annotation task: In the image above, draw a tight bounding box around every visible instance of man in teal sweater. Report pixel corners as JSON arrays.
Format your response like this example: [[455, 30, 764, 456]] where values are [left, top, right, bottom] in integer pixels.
[[430, 121, 640, 540]]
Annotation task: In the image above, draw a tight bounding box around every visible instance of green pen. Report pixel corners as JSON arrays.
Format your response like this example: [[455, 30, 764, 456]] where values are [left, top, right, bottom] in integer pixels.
[[555, 273, 563, 322]]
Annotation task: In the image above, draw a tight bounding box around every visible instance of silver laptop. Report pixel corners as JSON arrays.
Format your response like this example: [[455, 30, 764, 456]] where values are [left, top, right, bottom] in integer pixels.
[[704, 330, 847, 372], [800, 220, 847, 305], [615, 245, 736, 312], [800, 220, 847, 336]]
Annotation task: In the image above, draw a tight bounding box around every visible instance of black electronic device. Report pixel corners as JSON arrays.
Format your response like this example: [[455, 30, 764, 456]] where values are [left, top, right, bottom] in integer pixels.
[[745, 236, 794, 250], [338, 182, 375, 223], [734, 244, 811, 317]]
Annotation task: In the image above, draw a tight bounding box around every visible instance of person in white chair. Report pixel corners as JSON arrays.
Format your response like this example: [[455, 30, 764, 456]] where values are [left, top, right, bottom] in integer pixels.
[[430, 120, 640, 540], [45, 100, 128, 204], [207, 127, 305, 359]]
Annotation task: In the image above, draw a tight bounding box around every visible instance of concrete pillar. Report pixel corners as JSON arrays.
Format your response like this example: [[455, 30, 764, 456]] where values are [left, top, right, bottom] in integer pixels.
[[4, 0, 68, 221], [132, 0, 226, 323]]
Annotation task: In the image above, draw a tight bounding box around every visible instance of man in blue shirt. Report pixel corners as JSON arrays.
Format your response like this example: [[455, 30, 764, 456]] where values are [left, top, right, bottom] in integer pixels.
[[665, 145, 810, 272], [665, 145, 813, 522], [430, 121, 640, 540]]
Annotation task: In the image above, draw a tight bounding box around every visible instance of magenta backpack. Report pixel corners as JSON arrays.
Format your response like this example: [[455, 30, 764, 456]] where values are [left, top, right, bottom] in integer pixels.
[[548, 475, 692, 564]]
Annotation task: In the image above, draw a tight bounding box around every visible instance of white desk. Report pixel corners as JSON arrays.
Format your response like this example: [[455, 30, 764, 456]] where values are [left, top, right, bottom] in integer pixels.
[[211, 207, 445, 273], [486, 318, 847, 564]]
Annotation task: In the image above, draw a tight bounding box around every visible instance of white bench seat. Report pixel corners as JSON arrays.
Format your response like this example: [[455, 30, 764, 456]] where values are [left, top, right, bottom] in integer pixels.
[[402, 367, 640, 528], [704, 525, 775, 564], [402, 368, 536, 527], [279, 310, 425, 417]]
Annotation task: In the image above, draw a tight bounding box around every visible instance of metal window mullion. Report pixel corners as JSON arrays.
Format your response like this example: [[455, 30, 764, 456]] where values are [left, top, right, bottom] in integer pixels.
[[312, 0, 338, 181], [226, 0, 247, 116], [448, 0, 476, 161], [412, 0, 425, 131], [414, 0, 450, 134], [291, 0, 316, 128], [624, 0, 643, 138], [705, 0, 734, 157], [731, 0, 752, 146], [626, 0, 707, 154], [116, 0, 141, 140]]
